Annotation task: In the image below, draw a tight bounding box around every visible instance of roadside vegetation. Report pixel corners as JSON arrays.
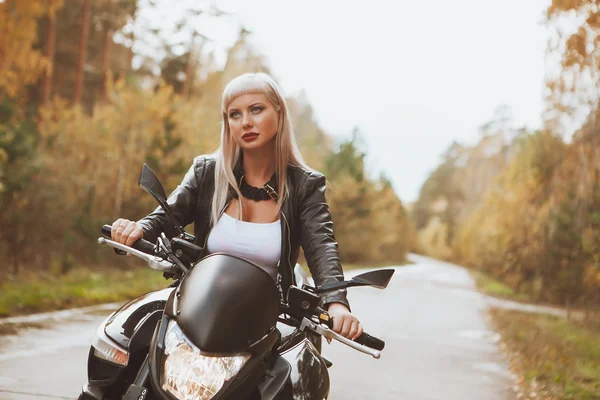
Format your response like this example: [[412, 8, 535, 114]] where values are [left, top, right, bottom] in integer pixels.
[[0, 266, 167, 317], [471, 269, 600, 399], [0, 260, 403, 318], [469, 269, 532, 303], [490, 308, 600, 399]]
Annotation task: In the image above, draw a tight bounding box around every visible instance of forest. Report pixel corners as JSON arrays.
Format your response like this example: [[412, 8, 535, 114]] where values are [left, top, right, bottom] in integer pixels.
[[0, 0, 416, 280], [413, 1, 600, 308]]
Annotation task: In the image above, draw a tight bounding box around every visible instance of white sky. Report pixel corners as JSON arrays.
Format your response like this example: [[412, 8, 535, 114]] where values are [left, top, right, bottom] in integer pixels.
[[142, 0, 551, 202]]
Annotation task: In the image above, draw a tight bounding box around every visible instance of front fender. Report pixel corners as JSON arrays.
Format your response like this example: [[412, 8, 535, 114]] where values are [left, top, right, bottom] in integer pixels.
[[104, 287, 174, 350]]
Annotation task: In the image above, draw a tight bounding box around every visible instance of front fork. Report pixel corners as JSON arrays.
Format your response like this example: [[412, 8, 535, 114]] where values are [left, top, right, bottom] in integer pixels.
[[121, 355, 152, 400]]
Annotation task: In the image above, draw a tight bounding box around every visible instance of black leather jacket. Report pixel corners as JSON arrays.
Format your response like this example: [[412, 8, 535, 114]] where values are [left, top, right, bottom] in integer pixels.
[[137, 155, 349, 309]]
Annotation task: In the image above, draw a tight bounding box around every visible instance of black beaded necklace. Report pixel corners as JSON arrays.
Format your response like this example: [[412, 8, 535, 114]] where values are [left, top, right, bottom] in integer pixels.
[[231, 161, 279, 201]]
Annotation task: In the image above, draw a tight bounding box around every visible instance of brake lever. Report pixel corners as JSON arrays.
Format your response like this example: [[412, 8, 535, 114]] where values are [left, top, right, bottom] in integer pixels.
[[160, 233, 172, 251], [298, 317, 381, 359], [97, 237, 175, 272]]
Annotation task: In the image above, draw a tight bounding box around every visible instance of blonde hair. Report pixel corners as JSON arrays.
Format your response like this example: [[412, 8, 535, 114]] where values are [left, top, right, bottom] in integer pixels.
[[211, 72, 308, 225]]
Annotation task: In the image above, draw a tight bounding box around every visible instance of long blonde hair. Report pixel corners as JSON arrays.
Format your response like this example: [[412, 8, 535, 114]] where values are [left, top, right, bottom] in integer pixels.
[[211, 72, 308, 225]]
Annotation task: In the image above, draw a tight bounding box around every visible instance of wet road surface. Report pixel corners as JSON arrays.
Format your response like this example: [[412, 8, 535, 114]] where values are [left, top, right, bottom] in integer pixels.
[[0, 254, 516, 399]]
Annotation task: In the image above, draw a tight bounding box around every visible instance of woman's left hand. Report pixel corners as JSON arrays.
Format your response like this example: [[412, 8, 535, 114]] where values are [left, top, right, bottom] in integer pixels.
[[327, 303, 363, 340]]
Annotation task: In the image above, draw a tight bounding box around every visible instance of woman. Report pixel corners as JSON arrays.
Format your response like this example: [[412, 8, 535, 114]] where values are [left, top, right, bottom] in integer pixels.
[[111, 72, 363, 341]]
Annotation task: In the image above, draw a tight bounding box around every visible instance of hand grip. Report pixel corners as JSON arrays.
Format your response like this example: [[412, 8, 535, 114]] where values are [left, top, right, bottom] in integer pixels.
[[101, 224, 155, 255], [354, 332, 385, 351], [318, 308, 385, 351]]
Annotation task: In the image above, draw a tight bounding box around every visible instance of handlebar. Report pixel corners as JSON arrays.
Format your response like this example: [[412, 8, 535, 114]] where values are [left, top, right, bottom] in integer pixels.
[[101, 225, 156, 255], [298, 317, 382, 359], [98, 225, 174, 273], [100, 224, 386, 355], [355, 332, 385, 351], [317, 307, 385, 351]]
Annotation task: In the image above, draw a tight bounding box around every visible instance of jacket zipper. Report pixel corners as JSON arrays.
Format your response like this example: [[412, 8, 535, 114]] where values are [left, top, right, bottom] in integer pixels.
[[280, 210, 293, 283]]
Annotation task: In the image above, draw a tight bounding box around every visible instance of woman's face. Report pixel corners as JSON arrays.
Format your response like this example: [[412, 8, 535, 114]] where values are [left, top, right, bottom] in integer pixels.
[[227, 93, 279, 152]]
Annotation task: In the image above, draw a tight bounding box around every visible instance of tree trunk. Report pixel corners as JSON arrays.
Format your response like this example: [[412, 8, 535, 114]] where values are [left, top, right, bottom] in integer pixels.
[[74, 0, 91, 105], [128, 33, 135, 72], [113, 148, 126, 220], [41, 6, 57, 106], [182, 32, 199, 99], [100, 0, 116, 101]]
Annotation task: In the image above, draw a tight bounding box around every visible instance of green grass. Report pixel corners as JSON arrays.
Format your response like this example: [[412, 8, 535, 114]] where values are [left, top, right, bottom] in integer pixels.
[[490, 308, 600, 399], [470, 268, 600, 398], [470, 269, 531, 302], [0, 267, 170, 317]]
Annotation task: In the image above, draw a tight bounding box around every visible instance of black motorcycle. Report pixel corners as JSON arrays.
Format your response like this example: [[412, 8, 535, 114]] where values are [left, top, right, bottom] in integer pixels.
[[78, 164, 394, 400]]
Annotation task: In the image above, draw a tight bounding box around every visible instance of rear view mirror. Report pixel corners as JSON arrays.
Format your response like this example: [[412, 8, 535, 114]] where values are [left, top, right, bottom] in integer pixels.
[[313, 269, 395, 294], [139, 163, 168, 204], [350, 269, 394, 289], [138, 163, 184, 236]]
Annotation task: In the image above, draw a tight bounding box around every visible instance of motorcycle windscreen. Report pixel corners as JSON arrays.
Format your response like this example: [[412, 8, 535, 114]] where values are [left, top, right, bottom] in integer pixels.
[[175, 253, 280, 353]]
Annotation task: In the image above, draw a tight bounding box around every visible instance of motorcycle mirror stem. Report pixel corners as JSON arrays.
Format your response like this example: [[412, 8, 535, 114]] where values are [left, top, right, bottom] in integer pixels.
[[138, 163, 186, 237], [310, 269, 395, 294]]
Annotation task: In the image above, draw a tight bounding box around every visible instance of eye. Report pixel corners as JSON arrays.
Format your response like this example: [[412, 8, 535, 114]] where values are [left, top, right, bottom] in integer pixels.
[[229, 111, 241, 119], [251, 106, 264, 114]]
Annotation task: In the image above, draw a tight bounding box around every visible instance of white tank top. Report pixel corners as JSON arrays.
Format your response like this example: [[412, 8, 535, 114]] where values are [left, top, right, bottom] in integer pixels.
[[206, 212, 281, 281]]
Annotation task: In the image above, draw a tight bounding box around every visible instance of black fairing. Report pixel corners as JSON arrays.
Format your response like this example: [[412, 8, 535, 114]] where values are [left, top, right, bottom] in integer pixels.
[[257, 356, 292, 399], [277, 322, 321, 354], [175, 253, 280, 353], [279, 338, 329, 399], [104, 288, 174, 349], [276, 323, 329, 399]]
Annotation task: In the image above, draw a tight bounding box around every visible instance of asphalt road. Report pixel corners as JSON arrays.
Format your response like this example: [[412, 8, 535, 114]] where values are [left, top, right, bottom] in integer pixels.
[[0, 254, 516, 399]]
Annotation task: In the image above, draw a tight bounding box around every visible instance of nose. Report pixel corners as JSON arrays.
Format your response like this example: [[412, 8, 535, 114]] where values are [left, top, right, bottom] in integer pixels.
[[242, 113, 253, 129]]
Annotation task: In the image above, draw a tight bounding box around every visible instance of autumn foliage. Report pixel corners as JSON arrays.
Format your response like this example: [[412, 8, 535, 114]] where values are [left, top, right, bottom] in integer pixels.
[[412, 0, 600, 307], [0, 0, 413, 278]]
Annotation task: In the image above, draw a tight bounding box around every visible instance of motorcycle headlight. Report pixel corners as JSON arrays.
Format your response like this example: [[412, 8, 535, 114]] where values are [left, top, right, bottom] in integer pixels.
[[161, 320, 251, 400]]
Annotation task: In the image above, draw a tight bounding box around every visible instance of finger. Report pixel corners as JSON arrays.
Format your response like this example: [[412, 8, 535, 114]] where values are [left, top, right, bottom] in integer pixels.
[[348, 320, 359, 341], [326, 337, 332, 344], [352, 322, 364, 341], [112, 220, 123, 242], [117, 219, 131, 243], [111, 219, 123, 241], [121, 223, 136, 246], [340, 317, 352, 338], [125, 225, 143, 247], [332, 314, 343, 334], [115, 223, 126, 243]]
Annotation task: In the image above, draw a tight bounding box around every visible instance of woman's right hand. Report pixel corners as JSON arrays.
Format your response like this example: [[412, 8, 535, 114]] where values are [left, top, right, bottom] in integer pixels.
[[111, 218, 144, 246]]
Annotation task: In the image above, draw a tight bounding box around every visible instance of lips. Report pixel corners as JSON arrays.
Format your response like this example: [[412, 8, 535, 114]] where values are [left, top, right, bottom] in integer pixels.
[[242, 132, 259, 141]]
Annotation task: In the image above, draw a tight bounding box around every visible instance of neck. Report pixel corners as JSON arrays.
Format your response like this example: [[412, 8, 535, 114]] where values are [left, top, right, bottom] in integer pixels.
[[241, 149, 276, 185]]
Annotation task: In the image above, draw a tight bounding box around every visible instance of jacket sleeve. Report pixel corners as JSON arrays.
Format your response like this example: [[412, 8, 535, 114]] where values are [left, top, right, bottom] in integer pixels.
[[299, 173, 350, 310], [136, 156, 205, 242]]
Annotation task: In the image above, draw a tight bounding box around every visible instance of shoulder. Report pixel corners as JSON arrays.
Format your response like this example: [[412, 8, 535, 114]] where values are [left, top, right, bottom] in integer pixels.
[[192, 153, 216, 168], [191, 154, 217, 174], [288, 164, 327, 193], [184, 154, 217, 188]]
